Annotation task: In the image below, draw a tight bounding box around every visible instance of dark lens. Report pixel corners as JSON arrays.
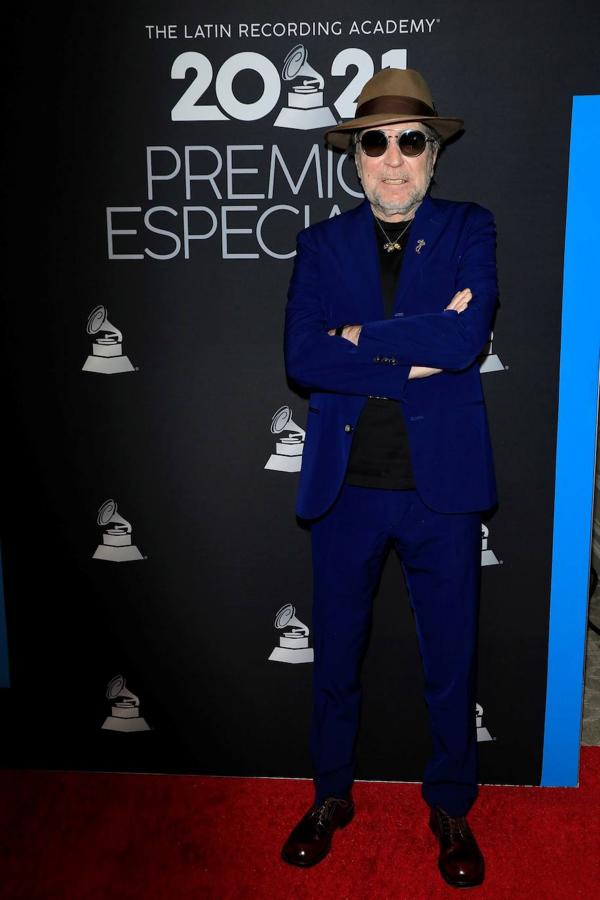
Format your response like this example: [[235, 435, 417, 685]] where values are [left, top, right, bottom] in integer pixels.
[[398, 130, 427, 157], [360, 130, 388, 157]]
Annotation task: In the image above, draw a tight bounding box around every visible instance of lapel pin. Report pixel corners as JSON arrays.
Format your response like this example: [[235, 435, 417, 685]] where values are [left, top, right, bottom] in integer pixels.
[[415, 239, 426, 254]]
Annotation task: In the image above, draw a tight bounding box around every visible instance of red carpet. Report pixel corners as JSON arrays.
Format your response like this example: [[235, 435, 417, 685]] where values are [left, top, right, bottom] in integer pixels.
[[1, 750, 599, 899]]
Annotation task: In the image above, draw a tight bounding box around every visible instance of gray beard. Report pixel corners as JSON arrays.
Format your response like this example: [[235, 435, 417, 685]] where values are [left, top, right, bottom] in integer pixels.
[[366, 184, 428, 218]]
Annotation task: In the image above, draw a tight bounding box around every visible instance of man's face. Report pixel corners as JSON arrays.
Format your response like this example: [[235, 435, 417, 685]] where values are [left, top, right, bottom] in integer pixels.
[[354, 121, 438, 222]]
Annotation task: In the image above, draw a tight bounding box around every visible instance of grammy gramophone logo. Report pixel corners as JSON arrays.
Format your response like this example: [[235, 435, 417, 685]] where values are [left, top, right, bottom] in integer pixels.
[[82, 305, 135, 374], [481, 523, 500, 567], [269, 603, 314, 663], [274, 44, 336, 130], [479, 331, 505, 374], [476, 702, 495, 742], [101, 675, 151, 732], [264, 405, 305, 472], [93, 499, 144, 562]]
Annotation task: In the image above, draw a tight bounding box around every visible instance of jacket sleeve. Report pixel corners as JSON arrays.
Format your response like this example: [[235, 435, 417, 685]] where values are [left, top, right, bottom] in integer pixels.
[[284, 227, 412, 401], [357, 206, 499, 370]]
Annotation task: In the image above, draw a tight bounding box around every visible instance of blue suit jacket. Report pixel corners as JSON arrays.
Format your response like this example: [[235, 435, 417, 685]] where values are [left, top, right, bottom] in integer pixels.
[[284, 195, 498, 519]]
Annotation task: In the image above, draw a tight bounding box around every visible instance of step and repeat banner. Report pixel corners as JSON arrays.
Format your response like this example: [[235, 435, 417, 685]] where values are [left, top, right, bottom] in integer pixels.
[[2, 2, 598, 784]]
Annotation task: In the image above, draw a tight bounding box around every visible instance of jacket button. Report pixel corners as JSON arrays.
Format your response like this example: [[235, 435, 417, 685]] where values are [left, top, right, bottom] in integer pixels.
[[344, 424, 353, 433], [373, 355, 381, 363]]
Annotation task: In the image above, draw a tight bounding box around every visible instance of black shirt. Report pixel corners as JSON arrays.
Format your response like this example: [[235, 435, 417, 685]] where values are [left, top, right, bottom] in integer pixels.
[[344, 214, 416, 490]]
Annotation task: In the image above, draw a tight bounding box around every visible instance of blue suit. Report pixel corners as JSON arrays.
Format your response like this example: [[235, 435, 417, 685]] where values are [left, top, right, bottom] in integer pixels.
[[285, 194, 498, 519], [284, 194, 498, 817]]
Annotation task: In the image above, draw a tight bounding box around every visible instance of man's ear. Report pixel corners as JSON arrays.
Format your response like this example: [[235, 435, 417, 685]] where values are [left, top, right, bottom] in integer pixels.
[[429, 146, 439, 175], [354, 152, 362, 180]]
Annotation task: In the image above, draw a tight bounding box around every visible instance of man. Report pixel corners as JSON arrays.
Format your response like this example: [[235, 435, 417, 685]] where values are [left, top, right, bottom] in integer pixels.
[[281, 68, 497, 889]]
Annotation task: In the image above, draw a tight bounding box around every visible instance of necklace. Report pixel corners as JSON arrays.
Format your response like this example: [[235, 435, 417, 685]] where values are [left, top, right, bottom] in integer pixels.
[[374, 216, 413, 253]]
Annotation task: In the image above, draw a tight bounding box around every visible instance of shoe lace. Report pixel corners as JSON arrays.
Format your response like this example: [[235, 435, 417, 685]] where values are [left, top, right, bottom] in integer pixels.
[[312, 797, 343, 829], [439, 811, 471, 843]]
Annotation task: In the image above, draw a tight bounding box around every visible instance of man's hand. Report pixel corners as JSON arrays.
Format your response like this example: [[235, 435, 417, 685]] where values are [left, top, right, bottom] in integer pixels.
[[408, 366, 443, 379], [445, 288, 472, 313], [327, 324, 362, 345]]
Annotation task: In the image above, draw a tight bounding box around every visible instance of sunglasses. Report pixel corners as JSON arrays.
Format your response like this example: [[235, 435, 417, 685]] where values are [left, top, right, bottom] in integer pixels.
[[357, 129, 436, 158]]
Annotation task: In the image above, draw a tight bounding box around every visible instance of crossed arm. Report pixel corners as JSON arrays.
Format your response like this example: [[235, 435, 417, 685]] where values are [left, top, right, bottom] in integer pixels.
[[284, 209, 497, 400], [327, 288, 473, 380]]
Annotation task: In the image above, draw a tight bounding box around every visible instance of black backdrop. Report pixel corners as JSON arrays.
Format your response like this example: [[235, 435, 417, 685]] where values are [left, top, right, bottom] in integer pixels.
[[2, 1, 599, 785]]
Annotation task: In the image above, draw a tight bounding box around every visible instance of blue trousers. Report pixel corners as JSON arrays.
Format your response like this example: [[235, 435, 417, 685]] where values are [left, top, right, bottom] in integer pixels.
[[309, 484, 482, 817]]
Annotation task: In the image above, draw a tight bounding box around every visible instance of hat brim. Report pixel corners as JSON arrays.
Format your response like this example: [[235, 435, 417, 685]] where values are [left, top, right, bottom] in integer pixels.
[[325, 115, 464, 150]]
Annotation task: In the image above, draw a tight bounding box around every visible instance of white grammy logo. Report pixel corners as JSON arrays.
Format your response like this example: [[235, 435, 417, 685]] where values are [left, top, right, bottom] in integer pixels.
[[93, 499, 144, 562], [479, 331, 505, 373], [82, 305, 135, 374], [476, 702, 495, 742], [274, 44, 336, 130], [101, 675, 150, 732], [481, 524, 500, 567], [269, 603, 314, 663], [264, 406, 305, 472]]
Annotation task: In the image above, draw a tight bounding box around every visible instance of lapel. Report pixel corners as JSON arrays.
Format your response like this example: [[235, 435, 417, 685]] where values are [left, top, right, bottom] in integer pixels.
[[338, 199, 384, 321], [337, 195, 450, 320], [394, 194, 448, 311]]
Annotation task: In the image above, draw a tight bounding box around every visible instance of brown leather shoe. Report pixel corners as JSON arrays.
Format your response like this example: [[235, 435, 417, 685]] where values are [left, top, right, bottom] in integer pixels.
[[281, 796, 355, 867], [429, 807, 485, 888]]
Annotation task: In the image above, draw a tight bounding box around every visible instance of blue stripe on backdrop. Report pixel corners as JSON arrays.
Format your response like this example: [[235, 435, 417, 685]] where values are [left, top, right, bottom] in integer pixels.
[[541, 95, 600, 785], [0, 544, 10, 688]]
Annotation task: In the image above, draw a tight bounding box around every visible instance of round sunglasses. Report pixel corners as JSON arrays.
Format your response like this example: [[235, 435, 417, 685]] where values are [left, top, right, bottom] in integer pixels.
[[356, 129, 436, 158]]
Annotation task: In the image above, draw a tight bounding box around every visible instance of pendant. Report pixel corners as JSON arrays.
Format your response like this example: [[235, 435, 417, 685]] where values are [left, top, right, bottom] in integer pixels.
[[383, 241, 402, 252]]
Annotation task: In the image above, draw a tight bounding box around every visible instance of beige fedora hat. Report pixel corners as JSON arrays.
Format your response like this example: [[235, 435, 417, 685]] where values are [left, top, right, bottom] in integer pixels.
[[325, 68, 464, 150]]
